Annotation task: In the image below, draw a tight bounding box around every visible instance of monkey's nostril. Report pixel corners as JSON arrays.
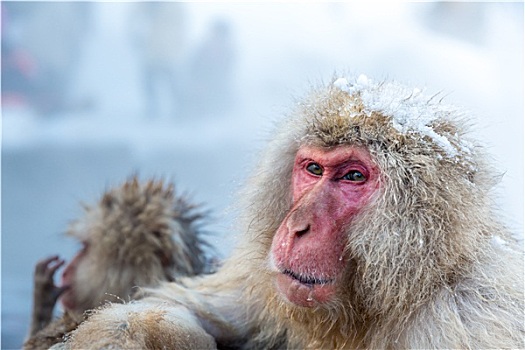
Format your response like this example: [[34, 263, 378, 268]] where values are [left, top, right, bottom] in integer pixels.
[[295, 225, 310, 237]]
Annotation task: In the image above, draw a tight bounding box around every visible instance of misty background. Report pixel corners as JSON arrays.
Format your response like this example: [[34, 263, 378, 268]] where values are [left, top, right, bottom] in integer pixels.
[[2, 2, 523, 348]]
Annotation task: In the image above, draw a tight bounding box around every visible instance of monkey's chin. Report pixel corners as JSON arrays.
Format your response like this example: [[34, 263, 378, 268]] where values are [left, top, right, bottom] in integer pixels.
[[275, 273, 336, 307]]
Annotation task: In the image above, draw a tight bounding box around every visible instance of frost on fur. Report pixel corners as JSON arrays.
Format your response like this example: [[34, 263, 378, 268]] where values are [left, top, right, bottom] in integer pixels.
[[333, 74, 467, 158]]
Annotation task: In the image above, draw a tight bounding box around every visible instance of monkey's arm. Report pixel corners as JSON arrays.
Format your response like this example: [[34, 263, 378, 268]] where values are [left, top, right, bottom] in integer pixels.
[[65, 271, 255, 349], [147, 276, 256, 348], [28, 256, 68, 337], [65, 301, 217, 349]]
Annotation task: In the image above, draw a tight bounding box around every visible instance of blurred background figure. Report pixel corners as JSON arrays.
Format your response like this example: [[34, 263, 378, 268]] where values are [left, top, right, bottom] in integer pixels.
[[1, 3, 37, 111], [184, 19, 237, 116], [1, 2, 93, 117], [131, 2, 187, 120], [422, 2, 488, 46]]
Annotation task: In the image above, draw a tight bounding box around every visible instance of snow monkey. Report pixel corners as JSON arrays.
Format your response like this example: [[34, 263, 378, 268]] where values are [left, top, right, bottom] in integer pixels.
[[64, 75, 523, 349], [24, 177, 213, 349]]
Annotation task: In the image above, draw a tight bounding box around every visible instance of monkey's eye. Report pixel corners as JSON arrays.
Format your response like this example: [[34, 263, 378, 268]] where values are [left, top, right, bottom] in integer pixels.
[[343, 170, 366, 182], [306, 163, 323, 176]]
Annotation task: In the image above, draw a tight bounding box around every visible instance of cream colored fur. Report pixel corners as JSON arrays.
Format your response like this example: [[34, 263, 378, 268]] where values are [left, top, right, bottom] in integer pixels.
[[67, 77, 524, 349]]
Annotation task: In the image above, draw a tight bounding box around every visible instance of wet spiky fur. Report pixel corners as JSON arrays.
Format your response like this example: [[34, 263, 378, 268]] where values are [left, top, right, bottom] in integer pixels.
[[24, 176, 210, 350], [65, 76, 523, 350], [68, 176, 209, 314]]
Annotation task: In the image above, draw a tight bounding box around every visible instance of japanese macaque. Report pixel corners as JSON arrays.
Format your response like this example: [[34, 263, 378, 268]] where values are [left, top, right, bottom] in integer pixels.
[[23, 177, 212, 349], [65, 75, 523, 349]]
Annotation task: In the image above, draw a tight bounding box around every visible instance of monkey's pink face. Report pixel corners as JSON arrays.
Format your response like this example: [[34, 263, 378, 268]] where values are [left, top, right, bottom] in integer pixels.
[[270, 145, 380, 307], [60, 242, 88, 312]]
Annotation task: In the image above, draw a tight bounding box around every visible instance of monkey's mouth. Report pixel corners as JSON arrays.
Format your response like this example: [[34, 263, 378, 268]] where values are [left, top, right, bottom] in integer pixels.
[[282, 269, 334, 285], [275, 269, 338, 307]]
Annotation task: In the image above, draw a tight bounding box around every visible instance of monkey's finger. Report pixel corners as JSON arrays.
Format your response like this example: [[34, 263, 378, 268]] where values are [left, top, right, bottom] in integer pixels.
[[35, 255, 60, 275], [46, 259, 66, 277]]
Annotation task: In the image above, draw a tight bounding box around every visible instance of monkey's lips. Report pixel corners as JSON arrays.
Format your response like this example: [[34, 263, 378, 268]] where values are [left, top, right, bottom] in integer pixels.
[[275, 269, 337, 307]]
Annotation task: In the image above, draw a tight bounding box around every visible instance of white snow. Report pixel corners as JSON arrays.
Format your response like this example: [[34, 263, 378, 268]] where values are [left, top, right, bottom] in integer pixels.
[[491, 235, 509, 249], [333, 77, 350, 92], [334, 75, 460, 157]]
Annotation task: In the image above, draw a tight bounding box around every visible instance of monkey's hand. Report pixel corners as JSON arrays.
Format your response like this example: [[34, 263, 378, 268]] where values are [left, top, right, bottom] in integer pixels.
[[28, 255, 68, 336], [65, 301, 217, 349]]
